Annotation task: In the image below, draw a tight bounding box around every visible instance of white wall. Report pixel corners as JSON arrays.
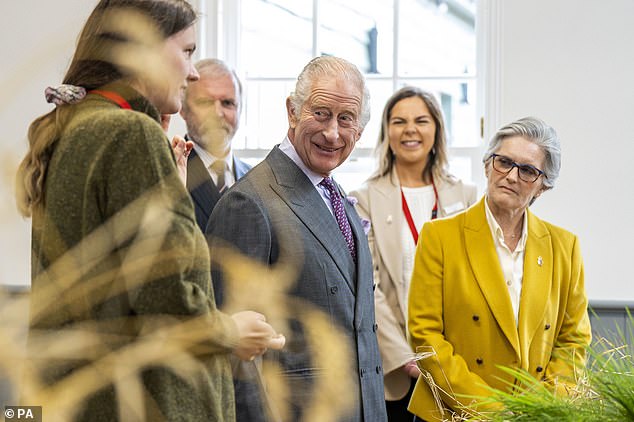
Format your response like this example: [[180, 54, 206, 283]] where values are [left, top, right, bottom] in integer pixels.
[[0, 1, 98, 287], [484, 0, 634, 303]]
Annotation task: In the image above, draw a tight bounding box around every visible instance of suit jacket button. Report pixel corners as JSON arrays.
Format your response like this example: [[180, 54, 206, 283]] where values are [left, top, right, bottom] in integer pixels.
[[536, 366, 543, 373], [476, 358, 483, 365], [472, 315, 480, 322], [330, 286, 338, 294], [376, 366, 381, 374], [544, 323, 551, 330], [373, 323, 378, 332]]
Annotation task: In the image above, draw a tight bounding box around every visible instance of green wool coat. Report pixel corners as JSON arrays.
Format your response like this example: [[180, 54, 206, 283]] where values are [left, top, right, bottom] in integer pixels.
[[29, 83, 237, 421]]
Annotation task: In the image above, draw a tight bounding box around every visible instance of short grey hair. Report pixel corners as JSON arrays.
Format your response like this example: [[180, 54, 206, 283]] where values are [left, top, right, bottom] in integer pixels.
[[288, 56, 371, 129], [182, 58, 243, 116], [483, 116, 561, 189]]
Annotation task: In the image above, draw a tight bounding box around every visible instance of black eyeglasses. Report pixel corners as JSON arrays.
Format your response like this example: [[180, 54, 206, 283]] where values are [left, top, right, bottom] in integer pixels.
[[489, 153, 546, 183]]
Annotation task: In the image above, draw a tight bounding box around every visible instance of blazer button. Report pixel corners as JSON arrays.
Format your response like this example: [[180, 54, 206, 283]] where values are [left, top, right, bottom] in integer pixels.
[[330, 286, 338, 294], [376, 366, 381, 374], [472, 315, 480, 322], [476, 358, 483, 365], [544, 323, 551, 330], [536, 366, 543, 373], [373, 323, 378, 332], [360, 368, 366, 377]]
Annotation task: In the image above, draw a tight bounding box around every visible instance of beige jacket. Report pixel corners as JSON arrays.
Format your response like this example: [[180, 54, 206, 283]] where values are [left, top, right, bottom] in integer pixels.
[[350, 169, 477, 401]]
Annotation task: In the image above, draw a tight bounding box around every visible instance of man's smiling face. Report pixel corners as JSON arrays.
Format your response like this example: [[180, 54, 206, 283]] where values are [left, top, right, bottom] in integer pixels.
[[286, 76, 363, 177]]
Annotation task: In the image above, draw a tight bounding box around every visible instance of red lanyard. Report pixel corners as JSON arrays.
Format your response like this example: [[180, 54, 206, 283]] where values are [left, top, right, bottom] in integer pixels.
[[90, 90, 132, 110], [401, 178, 438, 245]]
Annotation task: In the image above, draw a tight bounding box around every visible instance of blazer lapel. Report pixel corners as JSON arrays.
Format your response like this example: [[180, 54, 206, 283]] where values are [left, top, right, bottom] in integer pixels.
[[464, 198, 521, 357], [267, 148, 356, 293], [518, 210, 552, 362], [370, 174, 407, 317], [187, 150, 221, 219], [436, 178, 469, 217]]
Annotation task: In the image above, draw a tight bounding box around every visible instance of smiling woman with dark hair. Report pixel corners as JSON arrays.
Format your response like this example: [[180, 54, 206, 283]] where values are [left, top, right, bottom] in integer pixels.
[[407, 117, 592, 421]]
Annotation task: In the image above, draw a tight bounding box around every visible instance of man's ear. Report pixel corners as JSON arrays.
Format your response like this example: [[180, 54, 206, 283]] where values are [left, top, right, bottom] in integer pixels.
[[286, 97, 297, 128]]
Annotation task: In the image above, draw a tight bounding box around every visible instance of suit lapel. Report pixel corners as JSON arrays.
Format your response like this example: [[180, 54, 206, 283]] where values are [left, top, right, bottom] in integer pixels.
[[464, 198, 520, 357], [370, 174, 407, 317], [518, 211, 552, 359], [187, 150, 221, 220], [267, 148, 356, 293]]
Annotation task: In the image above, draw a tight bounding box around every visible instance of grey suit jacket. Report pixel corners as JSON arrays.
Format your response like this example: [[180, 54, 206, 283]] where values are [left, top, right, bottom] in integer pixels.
[[350, 170, 477, 401], [207, 146, 387, 422]]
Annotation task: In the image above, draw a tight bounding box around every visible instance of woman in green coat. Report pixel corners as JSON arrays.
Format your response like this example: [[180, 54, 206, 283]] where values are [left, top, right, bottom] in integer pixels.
[[16, 1, 283, 420]]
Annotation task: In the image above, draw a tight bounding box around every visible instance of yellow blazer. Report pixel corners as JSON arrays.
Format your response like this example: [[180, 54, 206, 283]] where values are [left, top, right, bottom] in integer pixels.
[[407, 197, 591, 421], [350, 170, 477, 401]]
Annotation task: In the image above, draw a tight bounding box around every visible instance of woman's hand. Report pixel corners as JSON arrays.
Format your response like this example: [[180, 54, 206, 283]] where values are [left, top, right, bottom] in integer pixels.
[[171, 135, 193, 186], [403, 360, 421, 378], [161, 114, 193, 186], [231, 311, 286, 361]]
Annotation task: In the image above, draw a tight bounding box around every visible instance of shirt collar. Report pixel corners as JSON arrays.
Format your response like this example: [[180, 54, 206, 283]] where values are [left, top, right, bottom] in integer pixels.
[[484, 195, 528, 251], [192, 143, 234, 172], [278, 136, 325, 187]]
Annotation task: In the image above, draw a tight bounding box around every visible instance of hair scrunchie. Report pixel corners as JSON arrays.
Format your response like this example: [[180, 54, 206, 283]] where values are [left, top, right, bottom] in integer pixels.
[[45, 84, 87, 105]]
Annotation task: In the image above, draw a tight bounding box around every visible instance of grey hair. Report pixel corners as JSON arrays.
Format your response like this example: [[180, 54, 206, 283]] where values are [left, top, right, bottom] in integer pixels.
[[483, 116, 561, 189], [182, 58, 243, 116], [371, 86, 453, 184], [288, 56, 371, 129]]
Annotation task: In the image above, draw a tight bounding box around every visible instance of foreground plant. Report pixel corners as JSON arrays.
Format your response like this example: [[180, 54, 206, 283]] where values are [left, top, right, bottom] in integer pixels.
[[479, 316, 634, 422]]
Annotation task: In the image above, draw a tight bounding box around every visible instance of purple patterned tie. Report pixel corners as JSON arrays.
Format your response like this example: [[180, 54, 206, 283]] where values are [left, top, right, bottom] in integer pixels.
[[320, 177, 356, 260]]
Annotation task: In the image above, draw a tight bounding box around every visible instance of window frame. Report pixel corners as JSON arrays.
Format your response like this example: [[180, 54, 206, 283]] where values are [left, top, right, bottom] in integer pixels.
[[192, 0, 490, 192]]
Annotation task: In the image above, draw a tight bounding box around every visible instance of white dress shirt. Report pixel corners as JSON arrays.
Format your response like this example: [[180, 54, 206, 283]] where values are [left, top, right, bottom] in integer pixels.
[[192, 143, 236, 188]]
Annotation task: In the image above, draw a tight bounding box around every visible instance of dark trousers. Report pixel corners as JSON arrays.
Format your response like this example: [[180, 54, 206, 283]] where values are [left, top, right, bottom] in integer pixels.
[[385, 378, 416, 422]]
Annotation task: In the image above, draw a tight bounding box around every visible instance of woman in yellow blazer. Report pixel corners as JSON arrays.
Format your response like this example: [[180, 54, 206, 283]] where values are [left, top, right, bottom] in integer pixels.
[[350, 86, 477, 421], [407, 117, 591, 421]]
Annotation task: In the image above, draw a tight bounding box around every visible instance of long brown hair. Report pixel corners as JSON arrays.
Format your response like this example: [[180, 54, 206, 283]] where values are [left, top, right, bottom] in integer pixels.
[[371, 86, 453, 185], [16, 0, 196, 217]]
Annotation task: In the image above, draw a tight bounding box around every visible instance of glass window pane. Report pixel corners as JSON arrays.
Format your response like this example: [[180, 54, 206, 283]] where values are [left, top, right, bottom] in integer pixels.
[[241, 0, 314, 77], [242, 79, 296, 150], [319, 0, 394, 76], [357, 78, 394, 150], [398, 0, 476, 76], [396, 78, 478, 147]]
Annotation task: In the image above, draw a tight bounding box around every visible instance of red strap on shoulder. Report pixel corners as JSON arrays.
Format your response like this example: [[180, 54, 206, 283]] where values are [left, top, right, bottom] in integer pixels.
[[90, 90, 132, 110]]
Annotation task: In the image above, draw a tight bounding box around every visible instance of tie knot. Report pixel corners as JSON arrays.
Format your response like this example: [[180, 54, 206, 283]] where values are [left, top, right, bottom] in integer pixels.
[[320, 177, 337, 193], [210, 160, 225, 174]]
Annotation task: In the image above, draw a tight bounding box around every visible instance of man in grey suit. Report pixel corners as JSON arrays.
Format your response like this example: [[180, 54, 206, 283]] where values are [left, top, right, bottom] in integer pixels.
[[207, 56, 387, 422], [181, 58, 251, 235]]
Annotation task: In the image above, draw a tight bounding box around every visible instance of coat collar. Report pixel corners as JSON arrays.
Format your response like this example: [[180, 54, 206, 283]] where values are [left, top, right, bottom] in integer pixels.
[[186, 149, 221, 218], [86, 81, 161, 123], [518, 210, 552, 363]]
